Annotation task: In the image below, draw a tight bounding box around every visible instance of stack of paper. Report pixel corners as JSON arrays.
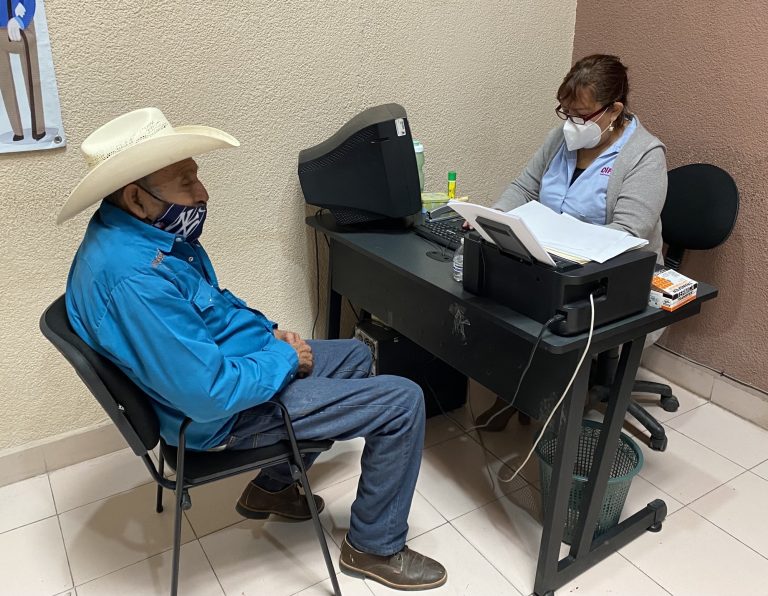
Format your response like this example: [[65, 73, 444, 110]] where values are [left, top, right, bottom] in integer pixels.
[[449, 200, 648, 264], [509, 201, 648, 263]]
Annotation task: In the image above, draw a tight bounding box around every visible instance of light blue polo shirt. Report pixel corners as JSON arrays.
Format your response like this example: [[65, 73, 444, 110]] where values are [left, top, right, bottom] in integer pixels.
[[539, 117, 638, 225]]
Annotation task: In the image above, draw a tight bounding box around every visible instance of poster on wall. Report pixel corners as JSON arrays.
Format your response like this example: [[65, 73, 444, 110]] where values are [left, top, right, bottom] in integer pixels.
[[0, 0, 65, 153]]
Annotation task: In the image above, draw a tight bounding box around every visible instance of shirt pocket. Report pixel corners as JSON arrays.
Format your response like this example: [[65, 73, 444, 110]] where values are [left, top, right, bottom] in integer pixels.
[[191, 278, 217, 315]]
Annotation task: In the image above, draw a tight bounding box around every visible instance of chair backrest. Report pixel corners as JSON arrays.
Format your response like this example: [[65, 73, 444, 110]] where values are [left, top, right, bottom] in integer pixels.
[[39, 295, 160, 455], [661, 163, 739, 269]]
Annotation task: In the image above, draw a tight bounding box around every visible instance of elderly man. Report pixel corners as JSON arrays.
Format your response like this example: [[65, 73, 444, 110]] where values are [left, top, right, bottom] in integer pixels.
[[60, 108, 446, 590]]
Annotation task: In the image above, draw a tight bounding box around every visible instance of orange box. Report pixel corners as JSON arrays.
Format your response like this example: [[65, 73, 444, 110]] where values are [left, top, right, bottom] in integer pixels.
[[648, 268, 698, 311]]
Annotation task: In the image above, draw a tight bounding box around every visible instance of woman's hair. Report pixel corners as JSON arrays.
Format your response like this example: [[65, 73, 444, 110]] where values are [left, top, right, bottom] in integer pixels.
[[557, 54, 631, 127]]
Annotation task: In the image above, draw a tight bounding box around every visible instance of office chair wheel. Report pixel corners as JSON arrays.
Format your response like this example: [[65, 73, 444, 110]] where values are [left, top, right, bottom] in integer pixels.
[[649, 436, 668, 452], [648, 522, 663, 533], [660, 395, 679, 412]]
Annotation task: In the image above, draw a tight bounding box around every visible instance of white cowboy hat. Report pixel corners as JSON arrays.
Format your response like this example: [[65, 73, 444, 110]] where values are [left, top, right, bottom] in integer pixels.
[[57, 107, 240, 224]]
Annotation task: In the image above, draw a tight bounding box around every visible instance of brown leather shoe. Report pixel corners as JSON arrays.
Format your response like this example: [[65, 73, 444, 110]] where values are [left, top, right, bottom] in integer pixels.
[[236, 481, 324, 521], [339, 535, 447, 590]]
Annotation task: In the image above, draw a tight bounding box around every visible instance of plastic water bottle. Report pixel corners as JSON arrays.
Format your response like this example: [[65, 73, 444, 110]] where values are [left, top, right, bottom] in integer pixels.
[[452, 238, 465, 282], [413, 140, 425, 192]]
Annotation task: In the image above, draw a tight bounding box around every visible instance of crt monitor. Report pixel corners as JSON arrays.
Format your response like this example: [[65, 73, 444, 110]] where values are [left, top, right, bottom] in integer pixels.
[[297, 103, 422, 226]]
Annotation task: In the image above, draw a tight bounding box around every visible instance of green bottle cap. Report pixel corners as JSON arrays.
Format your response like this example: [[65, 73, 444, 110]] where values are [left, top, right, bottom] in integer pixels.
[[448, 171, 457, 181]]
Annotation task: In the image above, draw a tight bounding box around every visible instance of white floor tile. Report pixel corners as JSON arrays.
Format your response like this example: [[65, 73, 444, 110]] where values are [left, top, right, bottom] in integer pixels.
[[636, 426, 743, 504], [621, 507, 768, 595], [49, 447, 153, 513], [317, 475, 446, 549], [423, 380, 497, 449], [452, 485, 550, 594], [0, 474, 56, 534], [690, 471, 768, 559], [365, 523, 521, 595], [667, 403, 768, 468], [470, 417, 542, 487], [621, 474, 683, 522], [417, 434, 527, 521], [295, 573, 374, 595], [634, 367, 708, 422], [307, 437, 365, 492], [0, 516, 72, 596], [184, 470, 253, 538], [59, 482, 195, 585], [76, 540, 223, 596], [753, 459, 768, 481], [424, 411, 474, 448], [200, 519, 340, 596], [561, 552, 670, 596]]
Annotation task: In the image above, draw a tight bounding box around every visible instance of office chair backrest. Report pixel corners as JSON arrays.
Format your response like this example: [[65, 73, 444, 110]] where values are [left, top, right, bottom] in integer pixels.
[[40, 295, 160, 456], [661, 163, 739, 269]]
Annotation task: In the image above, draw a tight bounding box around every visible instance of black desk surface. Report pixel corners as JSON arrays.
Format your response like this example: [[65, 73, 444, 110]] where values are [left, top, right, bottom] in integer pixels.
[[308, 213, 717, 355]]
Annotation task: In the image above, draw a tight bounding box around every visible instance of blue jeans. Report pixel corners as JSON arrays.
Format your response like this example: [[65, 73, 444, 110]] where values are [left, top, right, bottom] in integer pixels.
[[226, 339, 426, 556]]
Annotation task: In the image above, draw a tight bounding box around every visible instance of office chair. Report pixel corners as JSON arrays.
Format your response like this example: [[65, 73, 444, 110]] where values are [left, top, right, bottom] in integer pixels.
[[40, 295, 341, 596], [595, 163, 739, 451]]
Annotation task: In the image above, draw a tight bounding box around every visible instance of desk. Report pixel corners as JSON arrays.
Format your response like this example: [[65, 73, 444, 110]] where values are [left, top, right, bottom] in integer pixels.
[[308, 213, 717, 596]]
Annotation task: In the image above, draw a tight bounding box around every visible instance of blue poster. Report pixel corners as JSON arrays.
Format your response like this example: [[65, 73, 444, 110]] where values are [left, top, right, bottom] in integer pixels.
[[0, 0, 65, 153]]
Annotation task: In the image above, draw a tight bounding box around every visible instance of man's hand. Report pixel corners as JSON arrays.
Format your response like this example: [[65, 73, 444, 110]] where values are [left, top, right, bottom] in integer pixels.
[[276, 330, 313, 376], [290, 338, 314, 377], [274, 328, 302, 344], [7, 18, 21, 42]]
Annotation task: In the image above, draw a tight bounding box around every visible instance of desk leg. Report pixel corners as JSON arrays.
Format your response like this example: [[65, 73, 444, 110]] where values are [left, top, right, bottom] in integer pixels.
[[534, 354, 591, 594], [571, 338, 645, 557], [533, 338, 666, 595]]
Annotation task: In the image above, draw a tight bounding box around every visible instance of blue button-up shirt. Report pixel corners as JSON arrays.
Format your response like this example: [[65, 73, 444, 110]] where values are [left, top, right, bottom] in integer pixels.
[[66, 202, 299, 450], [540, 117, 637, 224]]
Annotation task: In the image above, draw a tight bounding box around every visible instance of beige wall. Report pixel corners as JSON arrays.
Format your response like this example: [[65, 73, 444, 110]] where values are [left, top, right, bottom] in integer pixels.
[[0, 1, 576, 451], [573, 1, 768, 392]]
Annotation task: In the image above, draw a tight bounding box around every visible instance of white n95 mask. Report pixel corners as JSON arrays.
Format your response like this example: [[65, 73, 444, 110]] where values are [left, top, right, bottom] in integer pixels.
[[562, 111, 609, 151]]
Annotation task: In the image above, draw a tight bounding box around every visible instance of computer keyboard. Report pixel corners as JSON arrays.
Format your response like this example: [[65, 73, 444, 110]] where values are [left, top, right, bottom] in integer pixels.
[[414, 217, 465, 250]]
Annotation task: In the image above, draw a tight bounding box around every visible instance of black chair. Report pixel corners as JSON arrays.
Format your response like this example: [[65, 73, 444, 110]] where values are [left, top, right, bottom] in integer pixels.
[[40, 295, 341, 596], [595, 163, 739, 450]]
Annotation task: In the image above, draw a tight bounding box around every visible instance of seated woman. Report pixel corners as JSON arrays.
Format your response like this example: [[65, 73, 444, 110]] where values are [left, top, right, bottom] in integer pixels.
[[477, 53, 667, 431]]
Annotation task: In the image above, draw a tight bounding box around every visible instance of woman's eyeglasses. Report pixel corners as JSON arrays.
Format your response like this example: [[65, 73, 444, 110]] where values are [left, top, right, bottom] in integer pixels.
[[555, 103, 613, 125]]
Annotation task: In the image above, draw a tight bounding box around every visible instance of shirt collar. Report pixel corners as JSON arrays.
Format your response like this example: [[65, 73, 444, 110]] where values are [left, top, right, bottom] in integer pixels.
[[602, 116, 637, 156], [96, 201, 178, 253]]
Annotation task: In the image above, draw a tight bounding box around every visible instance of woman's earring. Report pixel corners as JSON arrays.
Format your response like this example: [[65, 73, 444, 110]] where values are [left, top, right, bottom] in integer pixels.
[[608, 120, 615, 132]]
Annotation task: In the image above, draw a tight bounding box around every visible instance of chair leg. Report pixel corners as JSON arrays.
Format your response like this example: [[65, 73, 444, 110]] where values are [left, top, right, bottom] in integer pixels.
[[171, 421, 192, 596], [171, 485, 190, 596], [633, 380, 679, 412], [288, 455, 341, 596], [156, 452, 165, 513], [627, 400, 668, 452]]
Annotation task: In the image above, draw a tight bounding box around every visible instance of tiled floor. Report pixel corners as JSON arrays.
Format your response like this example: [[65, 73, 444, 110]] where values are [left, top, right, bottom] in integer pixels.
[[3, 369, 768, 596]]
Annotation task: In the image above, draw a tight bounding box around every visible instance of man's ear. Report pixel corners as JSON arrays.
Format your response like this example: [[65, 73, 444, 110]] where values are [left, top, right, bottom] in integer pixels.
[[121, 184, 152, 220]]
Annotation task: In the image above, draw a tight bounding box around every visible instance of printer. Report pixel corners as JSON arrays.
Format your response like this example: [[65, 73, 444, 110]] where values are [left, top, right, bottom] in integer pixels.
[[462, 231, 656, 336]]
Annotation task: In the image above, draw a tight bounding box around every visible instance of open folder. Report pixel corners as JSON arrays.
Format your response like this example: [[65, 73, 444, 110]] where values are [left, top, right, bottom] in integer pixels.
[[448, 200, 648, 265]]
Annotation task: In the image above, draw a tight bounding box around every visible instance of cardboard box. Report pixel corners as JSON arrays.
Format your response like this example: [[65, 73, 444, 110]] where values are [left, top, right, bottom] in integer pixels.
[[649, 267, 698, 311]]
